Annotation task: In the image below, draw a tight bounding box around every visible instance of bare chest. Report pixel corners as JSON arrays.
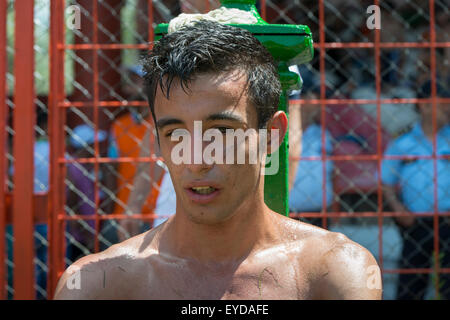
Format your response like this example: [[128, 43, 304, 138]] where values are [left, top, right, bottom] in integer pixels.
[[120, 257, 314, 300]]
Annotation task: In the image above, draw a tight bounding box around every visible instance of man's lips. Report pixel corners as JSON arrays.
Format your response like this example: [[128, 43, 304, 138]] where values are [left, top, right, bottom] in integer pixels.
[[185, 181, 222, 189], [184, 182, 222, 204]]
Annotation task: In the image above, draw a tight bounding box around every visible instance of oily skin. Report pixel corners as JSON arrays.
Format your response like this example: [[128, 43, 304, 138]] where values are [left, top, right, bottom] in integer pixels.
[[54, 71, 382, 300]]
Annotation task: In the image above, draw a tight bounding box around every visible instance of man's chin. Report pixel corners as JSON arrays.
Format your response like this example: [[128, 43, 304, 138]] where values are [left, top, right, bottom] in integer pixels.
[[185, 208, 235, 226]]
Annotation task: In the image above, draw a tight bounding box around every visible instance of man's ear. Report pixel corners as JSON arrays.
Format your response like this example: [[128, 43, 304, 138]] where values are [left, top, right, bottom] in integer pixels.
[[266, 111, 288, 154]]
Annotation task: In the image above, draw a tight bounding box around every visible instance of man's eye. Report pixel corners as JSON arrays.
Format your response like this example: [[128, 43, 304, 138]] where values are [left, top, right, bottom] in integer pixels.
[[214, 127, 231, 134], [166, 129, 189, 139]]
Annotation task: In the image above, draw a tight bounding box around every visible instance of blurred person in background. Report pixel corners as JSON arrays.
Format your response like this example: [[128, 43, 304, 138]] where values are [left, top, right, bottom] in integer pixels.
[[288, 82, 334, 227], [124, 129, 176, 232], [65, 124, 108, 263], [151, 166, 177, 228], [32, 111, 50, 300], [106, 66, 175, 242], [116, 0, 225, 234], [6, 110, 50, 299], [382, 79, 450, 299]]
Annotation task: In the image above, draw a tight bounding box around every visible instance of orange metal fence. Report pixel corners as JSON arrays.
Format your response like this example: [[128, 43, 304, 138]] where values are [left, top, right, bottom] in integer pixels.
[[0, 0, 5, 301], [1, 0, 450, 300]]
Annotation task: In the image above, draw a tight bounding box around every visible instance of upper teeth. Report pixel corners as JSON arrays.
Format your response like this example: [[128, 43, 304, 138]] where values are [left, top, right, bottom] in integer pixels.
[[192, 186, 215, 194]]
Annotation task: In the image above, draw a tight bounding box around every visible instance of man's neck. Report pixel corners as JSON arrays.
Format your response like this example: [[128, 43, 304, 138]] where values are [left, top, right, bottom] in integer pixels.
[[162, 194, 279, 264]]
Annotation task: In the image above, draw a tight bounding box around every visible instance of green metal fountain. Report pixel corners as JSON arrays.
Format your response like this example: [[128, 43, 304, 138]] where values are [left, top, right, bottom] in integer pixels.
[[154, 0, 314, 216]]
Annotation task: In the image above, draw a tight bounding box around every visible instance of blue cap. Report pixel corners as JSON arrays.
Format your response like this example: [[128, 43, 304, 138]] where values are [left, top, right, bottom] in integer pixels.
[[69, 124, 107, 148]]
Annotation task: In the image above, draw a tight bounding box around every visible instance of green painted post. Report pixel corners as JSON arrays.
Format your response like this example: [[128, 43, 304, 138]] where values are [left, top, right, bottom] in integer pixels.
[[154, 0, 314, 216]]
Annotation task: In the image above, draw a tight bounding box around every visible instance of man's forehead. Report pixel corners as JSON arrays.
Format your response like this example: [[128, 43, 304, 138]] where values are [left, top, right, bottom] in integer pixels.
[[153, 70, 255, 121], [155, 70, 248, 99]]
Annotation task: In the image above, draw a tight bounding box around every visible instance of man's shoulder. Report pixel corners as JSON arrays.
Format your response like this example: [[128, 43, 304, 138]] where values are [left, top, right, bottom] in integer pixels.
[[53, 229, 159, 299], [276, 216, 381, 299], [282, 217, 375, 268], [314, 231, 382, 299], [311, 228, 373, 265], [275, 213, 344, 246]]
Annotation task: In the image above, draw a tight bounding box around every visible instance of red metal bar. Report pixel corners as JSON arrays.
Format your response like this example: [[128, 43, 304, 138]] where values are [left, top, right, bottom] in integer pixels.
[[56, 211, 450, 221], [384, 268, 450, 275], [60, 214, 159, 220], [92, 0, 100, 254], [4, 193, 48, 225], [288, 212, 450, 218], [261, 0, 266, 20], [295, 98, 450, 105], [59, 0, 68, 274], [373, 0, 384, 276], [61, 43, 150, 50], [48, 0, 66, 299], [59, 156, 163, 164], [59, 101, 148, 107], [58, 41, 450, 50], [313, 42, 450, 49], [59, 96, 67, 277], [429, 0, 440, 299], [148, 0, 155, 196], [148, 0, 154, 44], [288, 155, 450, 161], [0, 0, 7, 301], [290, 98, 450, 105], [59, 97, 450, 108], [13, 0, 35, 300], [318, 0, 327, 229]]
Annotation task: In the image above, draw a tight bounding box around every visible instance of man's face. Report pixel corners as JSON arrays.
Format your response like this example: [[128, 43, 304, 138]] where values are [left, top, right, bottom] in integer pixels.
[[154, 71, 265, 225]]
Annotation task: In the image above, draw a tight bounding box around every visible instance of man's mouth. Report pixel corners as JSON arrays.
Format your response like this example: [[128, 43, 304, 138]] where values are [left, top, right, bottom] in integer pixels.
[[185, 183, 221, 204], [190, 186, 217, 195]]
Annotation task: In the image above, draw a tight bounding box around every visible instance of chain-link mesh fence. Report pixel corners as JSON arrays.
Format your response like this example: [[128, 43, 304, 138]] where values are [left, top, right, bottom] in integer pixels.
[[285, 0, 450, 300], [1, 0, 449, 300]]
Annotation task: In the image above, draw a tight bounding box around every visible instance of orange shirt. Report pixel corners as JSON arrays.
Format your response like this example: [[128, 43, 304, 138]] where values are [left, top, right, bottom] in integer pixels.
[[110, 113, 161, 215]]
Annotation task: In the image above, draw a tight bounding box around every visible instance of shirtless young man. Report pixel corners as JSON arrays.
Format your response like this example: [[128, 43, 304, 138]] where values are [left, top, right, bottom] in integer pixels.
[[54, 21, 382, 300]]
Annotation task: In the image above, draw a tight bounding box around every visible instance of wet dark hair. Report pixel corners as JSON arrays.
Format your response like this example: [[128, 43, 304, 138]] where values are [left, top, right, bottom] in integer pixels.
[[141, 20, 281, 129]]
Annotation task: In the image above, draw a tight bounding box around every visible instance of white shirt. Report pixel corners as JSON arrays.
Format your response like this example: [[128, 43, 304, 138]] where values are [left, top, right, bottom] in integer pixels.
[[153, 172, 176, 227]]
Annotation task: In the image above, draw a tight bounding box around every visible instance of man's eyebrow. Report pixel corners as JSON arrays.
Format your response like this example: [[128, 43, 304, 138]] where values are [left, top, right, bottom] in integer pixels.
[[156, 118, 184, 129], [206, 112, 246, 124]]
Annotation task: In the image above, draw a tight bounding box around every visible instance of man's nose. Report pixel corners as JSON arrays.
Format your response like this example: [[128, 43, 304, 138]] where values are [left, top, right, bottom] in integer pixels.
[[185, 136, 214, 174]]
